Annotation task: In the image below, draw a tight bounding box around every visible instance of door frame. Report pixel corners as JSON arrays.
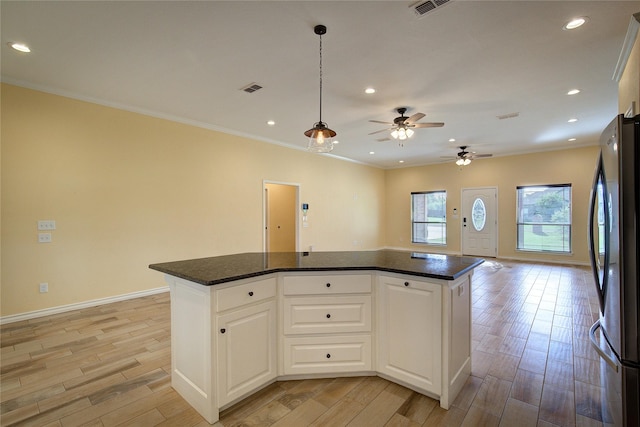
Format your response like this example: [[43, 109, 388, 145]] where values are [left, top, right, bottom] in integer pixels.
[[460, 186, 498, 257], [263, 180, 300, 252]]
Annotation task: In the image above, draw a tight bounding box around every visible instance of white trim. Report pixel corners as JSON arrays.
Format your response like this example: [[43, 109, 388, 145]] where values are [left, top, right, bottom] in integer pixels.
[[613, 12, 640, 82], [263, 180, 301, 253], [0, 287, 169, 325], [497, 255, 589, 267], [384, 245, 461, 256]]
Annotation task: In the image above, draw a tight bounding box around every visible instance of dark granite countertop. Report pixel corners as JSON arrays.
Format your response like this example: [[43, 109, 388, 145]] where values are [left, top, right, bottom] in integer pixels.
[[149, 250, 484, 286]]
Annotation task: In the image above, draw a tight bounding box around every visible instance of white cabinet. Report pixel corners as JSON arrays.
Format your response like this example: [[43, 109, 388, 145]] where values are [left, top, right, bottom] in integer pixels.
[[282, 274, 373, 375], [166, 269, 473, 423], [216, 299, 276, 407], [214, 278, 277, 408], [377, 275, 442, 396], [166, 275, 277, 424]]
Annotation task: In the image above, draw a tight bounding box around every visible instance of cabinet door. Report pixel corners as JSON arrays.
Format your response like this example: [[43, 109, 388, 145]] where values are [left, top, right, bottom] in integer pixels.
[[216, 300, 276, 407], [377, 276, 442, 395]]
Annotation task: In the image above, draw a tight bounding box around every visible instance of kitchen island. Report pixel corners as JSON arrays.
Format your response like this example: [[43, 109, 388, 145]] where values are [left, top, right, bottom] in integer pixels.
[[150, 250, 483, 424]]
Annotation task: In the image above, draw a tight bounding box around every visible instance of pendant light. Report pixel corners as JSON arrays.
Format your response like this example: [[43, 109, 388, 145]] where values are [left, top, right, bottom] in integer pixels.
[[305, 25, 336, 153]]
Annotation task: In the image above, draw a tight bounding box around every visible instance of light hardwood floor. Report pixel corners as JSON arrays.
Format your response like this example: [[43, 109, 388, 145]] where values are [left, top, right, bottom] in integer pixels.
[[1, 260, 606, 426]]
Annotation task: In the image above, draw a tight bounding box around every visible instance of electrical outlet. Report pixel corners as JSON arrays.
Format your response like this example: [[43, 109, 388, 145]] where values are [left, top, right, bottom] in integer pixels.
[[38, 233, 52, 243], [39, 283, 49, 293], [38, 220, 56, 230]]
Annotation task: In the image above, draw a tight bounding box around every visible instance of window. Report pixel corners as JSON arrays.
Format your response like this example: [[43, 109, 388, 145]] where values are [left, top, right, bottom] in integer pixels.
[[412, 191, 446, 245], [516, 184, 571, 253], [471, 198, 486, 231]]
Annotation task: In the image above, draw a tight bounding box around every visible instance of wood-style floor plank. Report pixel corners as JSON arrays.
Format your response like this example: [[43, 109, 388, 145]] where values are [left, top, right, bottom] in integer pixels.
[[1, 261, 609, 426]]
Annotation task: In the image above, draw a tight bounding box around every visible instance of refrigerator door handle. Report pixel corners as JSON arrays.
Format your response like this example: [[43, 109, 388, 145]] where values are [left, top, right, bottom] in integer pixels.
[[590, 320, 619, 372]]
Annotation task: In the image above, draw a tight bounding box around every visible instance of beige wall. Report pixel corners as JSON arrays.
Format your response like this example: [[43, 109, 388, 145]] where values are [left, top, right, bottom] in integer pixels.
[[1, 84, 386, 316], [618, 15, 640, 114], [1, 83, 602, 318], [384, 146, 600, 264]]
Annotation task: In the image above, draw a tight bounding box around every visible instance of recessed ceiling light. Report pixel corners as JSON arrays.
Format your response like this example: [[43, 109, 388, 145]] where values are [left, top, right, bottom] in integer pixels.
[[448, 138, 456, 142], [333, 140, 339, 144], [399, 160, 405, 164], [369, 151, 375, 155], [568, 118, 578, 123], [567, 89, 581, 95], [365, 88, 376, 94], [9, 42, 30, 53], [568, 138, 577, 142], [266, 120, 275, 126], [563, 17, 589, 30]]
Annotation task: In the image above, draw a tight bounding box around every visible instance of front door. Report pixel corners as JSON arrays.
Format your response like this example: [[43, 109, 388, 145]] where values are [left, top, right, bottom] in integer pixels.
[[461, 187, 497, 257]]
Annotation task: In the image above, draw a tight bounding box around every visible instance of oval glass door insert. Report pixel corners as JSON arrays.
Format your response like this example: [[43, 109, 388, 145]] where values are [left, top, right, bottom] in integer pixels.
[[472, 198, 486, 231]]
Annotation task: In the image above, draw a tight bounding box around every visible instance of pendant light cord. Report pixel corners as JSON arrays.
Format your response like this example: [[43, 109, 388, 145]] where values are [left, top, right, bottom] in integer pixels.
[[318, 33, 323, 124]]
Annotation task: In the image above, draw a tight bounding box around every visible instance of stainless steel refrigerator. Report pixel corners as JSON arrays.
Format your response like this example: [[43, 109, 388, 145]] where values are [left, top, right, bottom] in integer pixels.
[[588, 114, 639, 427]]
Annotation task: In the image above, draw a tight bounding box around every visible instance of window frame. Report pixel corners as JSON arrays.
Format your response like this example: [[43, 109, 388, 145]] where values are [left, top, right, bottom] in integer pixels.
[[411, 190, 447, 245], [516, 183, 572, 253]]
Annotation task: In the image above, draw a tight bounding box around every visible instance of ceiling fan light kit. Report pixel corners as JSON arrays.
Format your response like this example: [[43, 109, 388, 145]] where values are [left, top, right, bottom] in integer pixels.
[[369, 107, 444, 146], [306, 24, 336, 153], [390, 127, 414, 141], [451, 145, 492, 166]]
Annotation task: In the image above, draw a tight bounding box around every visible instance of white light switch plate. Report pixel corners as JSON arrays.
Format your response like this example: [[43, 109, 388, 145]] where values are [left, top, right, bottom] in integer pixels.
[[38, 233, 52, 243], [38, 220, 56, 230]]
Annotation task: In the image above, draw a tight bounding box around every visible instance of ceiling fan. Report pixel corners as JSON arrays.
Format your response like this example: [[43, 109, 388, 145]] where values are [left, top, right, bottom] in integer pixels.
[[444, 146, 493, 166], [369, 107, 444, 145]]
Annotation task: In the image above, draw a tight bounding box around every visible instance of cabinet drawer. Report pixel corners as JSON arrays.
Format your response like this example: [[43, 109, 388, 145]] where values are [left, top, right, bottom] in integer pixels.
[[284, 296, 371, 335], [214, 277, 277, 312], [283, 274, 371, 296], [283, 335, 372, 375]]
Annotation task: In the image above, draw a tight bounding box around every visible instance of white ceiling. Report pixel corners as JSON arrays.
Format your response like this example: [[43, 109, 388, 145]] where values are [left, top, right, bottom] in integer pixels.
[[2, 1, 638, 169]]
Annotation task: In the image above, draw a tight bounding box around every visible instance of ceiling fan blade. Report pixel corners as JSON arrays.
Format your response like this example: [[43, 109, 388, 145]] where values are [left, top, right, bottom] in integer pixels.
[[369, 120, 394, 125], [471, 154, 493, 158], [440, 156, 456, 159], [405, 113, 425, 124], [411, 122, 445, 128], [368, 128, 392, 135]]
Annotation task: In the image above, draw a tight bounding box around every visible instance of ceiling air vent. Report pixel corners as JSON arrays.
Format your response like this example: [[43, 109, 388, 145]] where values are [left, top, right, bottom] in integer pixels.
[[240, 83, 263, 94], [497, 112, 520, 120], [411, 0, 452, 18]]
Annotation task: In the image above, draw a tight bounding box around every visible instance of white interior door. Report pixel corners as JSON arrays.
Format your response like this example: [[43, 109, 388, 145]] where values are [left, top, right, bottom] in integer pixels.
[[461, 187, 497, 257]]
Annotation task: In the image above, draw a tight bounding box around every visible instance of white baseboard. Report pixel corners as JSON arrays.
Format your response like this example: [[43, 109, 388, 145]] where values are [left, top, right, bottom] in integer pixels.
[[383, 245, 462, 256], [496, 255, 589, 267], [0, 287, 169, 325], [383, 246, 588, 266]]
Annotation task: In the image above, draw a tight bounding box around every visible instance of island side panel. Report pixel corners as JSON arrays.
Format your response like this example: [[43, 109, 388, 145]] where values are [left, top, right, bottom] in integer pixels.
[[440, 271, 473, 409], [166, 275, 218, 424]]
